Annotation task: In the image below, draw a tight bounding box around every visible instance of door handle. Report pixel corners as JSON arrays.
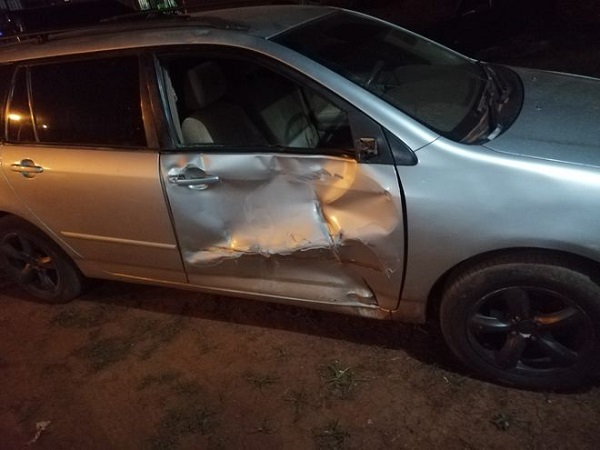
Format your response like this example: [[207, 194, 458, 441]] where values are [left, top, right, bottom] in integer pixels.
[[167, 166, 219, 190], [10, 159, 44, 178]]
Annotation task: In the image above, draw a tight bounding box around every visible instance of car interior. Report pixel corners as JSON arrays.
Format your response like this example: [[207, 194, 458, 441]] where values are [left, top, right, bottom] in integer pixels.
[[159, 57, 353, 151]]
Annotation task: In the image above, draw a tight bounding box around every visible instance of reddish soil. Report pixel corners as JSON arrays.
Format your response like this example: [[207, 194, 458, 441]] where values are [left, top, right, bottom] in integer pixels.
[[1, 274, 599, 449]]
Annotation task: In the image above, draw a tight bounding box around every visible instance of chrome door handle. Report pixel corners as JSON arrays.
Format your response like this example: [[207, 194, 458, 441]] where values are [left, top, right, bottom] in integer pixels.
[[169, 176, 220, 186], [167, 166, 219, 190], [10, 159, 44, 178]]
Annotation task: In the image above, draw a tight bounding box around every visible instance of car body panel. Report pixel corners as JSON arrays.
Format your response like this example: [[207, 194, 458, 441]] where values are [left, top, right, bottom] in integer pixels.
[[160, 151, 406, 311], [484, 67, 600, 166], [396, 136, 600, 321]]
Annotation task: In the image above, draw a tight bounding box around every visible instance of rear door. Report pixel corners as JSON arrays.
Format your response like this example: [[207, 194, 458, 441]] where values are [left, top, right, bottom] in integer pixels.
[[155, 51, 406, 311], [0, 55, 185, 282]]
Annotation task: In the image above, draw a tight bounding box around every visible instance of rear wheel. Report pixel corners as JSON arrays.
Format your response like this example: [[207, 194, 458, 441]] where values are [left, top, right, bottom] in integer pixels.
[[0, 217, 84, 303], [440, 255, 600, 389]]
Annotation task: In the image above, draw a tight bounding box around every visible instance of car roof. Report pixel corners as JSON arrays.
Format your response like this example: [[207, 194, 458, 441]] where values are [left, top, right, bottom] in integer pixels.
[[0, 5, 335, 64]]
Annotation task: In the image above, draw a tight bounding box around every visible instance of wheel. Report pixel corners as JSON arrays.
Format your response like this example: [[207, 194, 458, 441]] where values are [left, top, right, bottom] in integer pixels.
[[440, 254, 600, 389], [0, 216, 84, 303]]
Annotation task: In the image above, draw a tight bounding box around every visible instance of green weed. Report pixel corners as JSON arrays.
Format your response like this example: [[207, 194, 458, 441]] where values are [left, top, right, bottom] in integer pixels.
[[282, 388, 320, 422], [313, 419, 350, 450], [322, 361, 362, 399], [244, 372, 280, 393]]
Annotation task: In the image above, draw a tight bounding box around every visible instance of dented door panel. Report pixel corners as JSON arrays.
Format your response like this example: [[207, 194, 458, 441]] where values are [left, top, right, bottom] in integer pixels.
[[161, 152, 406, 311]]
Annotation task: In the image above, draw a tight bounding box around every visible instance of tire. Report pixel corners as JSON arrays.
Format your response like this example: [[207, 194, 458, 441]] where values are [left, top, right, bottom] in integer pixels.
[[440, 254, 600, 389], [0, 216, 84, 303]]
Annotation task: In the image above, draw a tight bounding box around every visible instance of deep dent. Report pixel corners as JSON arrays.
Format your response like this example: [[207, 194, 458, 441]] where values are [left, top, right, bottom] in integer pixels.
[[166, 153, 404, 309]]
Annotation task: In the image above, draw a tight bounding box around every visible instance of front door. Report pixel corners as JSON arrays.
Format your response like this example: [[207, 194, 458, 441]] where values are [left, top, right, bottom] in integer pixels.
[[158, 54, 406, 310]]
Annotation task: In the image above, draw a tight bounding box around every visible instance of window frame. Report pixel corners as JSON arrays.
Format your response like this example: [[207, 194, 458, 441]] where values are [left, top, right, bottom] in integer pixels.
[[0, 63, 16, 142], [3, 51, 157, 150]]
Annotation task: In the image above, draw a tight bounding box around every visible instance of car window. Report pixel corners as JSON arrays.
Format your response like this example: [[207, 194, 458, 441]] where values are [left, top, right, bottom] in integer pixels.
[[274, 11, 486, 142], [6, 56, 146, 147], [158, 55, 354, 152]]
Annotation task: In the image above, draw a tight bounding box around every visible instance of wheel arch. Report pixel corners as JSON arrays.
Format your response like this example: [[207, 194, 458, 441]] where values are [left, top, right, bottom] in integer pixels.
[[0, 211, 82, 263], [425, 247, 600, 323], [0, 212, 86, 302]]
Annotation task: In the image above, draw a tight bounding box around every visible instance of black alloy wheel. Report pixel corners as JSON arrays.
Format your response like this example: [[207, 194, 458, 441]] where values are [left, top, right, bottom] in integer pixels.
[[0, 216, 83, 302], [441, 254, 600, 389], [467, 286, 593, 374]]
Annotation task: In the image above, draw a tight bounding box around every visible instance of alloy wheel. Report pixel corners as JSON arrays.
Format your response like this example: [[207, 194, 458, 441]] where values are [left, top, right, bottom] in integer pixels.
[[467, 286, 595, 374]]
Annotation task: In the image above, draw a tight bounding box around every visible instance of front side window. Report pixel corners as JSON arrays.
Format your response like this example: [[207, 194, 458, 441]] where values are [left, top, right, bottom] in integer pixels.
[[158, 54, 353, 152], [7, 56, 146, 147]]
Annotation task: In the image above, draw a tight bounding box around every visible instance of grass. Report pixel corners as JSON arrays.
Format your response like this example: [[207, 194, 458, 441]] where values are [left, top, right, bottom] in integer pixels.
[[143, 374, 219, 450], [244, 372, 280, 393], [322, 361, 363, 399], [149, 403, 218, 450], [74, 336, 133, 371], [282, 388, 320, 422], [72, 315, 187, 371], [51, 305, 116, 329], [130, 318, 186, 360], [313, 420, 350, 450], [248, 417, 280, 434]]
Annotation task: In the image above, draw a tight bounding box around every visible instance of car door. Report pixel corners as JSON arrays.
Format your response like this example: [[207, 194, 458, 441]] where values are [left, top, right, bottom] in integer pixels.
[[155, 52, 406, 311], [1, 55, 185, 282]]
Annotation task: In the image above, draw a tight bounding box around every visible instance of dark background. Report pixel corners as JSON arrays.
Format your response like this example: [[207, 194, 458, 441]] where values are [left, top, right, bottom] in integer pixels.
[[1, 1, 599, 76]]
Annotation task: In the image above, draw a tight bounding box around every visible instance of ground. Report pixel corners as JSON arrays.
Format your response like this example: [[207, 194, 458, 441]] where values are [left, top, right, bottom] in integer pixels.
[[2, 5, 600, 450], [1, 274, 599, 449]]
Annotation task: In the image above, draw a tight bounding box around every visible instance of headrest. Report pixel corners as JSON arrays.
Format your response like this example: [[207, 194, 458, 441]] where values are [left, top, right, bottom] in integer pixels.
[[184, 61, 227, 110]]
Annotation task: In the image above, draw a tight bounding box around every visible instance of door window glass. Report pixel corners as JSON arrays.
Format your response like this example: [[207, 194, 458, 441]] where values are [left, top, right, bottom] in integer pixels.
[[8, 56, 146, 147], [160, 56, 353, 151]]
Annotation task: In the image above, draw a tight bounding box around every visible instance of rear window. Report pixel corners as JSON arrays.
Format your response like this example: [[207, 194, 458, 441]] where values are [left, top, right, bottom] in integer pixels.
[[6, 56, 146, 147]]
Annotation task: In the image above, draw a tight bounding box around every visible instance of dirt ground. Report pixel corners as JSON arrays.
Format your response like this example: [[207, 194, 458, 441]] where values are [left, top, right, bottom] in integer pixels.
[[3, 5, 600, 450], [1, 274, 599, 450]]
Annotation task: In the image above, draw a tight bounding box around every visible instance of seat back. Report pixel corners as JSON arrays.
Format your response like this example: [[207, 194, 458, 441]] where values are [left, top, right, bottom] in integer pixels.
[[242, 70, 320, 148], [181, 62, 266, 146]]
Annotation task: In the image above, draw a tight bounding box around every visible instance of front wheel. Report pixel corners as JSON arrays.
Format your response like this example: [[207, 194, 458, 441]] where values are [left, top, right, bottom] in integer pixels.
[[0, 217, 84, 303], [440, 255, 600, 389]]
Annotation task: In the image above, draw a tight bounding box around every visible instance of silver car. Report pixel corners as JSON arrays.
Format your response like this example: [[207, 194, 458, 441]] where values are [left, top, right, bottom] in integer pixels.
[[0, 5, 598, 389]]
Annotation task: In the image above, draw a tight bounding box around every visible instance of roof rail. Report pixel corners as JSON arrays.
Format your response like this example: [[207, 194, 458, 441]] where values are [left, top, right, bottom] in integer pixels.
[[0, 0, 262, 44], [0, 0, 187, 42]]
